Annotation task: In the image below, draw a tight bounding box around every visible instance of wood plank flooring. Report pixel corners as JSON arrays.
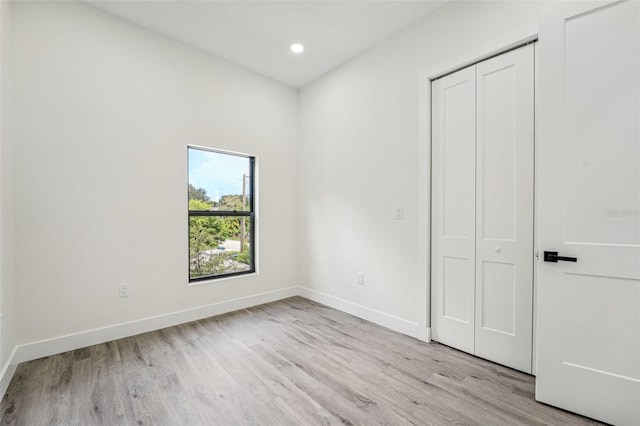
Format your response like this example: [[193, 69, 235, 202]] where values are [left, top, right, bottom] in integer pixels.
[[1, 297, 601, 425]]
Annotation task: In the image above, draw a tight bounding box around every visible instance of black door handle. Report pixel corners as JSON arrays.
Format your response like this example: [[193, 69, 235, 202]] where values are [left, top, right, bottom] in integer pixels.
[[544, 251, 577, 262]]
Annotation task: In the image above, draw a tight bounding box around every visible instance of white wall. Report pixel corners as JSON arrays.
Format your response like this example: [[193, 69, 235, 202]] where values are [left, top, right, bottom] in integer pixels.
[[12, 1, 299, 346], [299, 1, 550, 337], [5, 0, 564, 361], [1, 0, 17, 377]]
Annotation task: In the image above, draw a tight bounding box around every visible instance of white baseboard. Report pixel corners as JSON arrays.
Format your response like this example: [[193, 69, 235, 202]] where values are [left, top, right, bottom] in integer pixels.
[[0, 346, 18, 399], [14, 286, 299, 364], [298, 287, 420, 339], [3, 285, 424, 397]]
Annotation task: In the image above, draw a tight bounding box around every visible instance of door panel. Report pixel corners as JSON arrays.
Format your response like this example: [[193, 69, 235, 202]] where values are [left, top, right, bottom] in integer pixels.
[[563, 2, 640, 247], [474, 45, 534, 373], [432, 66, 476, 354], [562, 273, 639, 380], [479, 66, 517, 241], [480, 261, 515, 335], [536, 1, 640, 424], [443, 256, 472, 322]]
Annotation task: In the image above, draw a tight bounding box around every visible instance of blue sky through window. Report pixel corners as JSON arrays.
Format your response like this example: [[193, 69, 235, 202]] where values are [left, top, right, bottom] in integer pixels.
[[188, 148, 250, 202]]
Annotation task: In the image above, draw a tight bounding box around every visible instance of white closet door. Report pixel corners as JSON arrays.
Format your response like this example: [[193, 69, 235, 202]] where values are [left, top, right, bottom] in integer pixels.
[[474, 45, 534, 373], [431, 66, 477, 354]]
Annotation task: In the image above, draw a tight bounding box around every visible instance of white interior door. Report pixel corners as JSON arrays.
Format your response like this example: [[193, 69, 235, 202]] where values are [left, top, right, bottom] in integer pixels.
[[536, 2, 640, 425], [431, 66, 476, 354], [475, 45, 534, 374]]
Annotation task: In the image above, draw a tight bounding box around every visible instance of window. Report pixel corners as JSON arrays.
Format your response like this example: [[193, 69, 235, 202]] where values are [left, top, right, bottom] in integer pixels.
[[188, 146, 255, 282]]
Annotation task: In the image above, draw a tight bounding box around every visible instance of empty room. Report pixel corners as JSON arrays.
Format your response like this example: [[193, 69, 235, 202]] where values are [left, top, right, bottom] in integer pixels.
[[0, 0, 638, 424]]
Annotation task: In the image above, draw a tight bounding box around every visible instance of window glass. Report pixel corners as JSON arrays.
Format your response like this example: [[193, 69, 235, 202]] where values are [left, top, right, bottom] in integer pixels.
[[188, 147, 255, 281], [188, 148, 252, 212]]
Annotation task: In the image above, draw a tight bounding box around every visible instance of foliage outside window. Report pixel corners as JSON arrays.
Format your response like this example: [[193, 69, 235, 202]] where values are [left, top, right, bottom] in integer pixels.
[[188, 147, 255, 281]]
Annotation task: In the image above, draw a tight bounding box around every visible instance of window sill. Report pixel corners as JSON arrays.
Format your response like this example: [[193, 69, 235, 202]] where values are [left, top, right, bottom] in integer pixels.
[[188, 270, 258, 286]]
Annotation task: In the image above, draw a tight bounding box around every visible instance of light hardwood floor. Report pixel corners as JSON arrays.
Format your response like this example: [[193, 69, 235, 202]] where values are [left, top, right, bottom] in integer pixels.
[[1, 297, 601, 425]]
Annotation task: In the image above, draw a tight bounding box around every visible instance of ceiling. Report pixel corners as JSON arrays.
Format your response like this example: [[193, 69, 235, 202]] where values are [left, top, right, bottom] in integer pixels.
[[86, 1, 445, 88]]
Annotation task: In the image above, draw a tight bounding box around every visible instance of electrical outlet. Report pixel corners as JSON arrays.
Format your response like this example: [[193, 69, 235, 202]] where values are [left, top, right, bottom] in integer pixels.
[[119, 283, 130, 298], [356, 272, 365, 285]]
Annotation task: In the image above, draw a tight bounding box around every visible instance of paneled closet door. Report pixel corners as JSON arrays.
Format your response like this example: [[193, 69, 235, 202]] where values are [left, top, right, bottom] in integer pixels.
[[431, 66, 477, 354], [474, 45, 534, 373]]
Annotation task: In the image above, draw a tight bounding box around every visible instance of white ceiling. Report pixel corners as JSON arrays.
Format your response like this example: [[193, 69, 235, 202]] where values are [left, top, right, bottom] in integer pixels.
[[86, 1, 445, 88]]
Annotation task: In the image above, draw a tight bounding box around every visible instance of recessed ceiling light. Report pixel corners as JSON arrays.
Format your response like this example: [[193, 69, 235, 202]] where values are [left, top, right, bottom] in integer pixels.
[[290, 43, 304, 54]]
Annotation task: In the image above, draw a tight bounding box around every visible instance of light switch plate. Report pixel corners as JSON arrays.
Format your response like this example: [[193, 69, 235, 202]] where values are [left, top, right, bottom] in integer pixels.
[[394, 206, 404, 220]]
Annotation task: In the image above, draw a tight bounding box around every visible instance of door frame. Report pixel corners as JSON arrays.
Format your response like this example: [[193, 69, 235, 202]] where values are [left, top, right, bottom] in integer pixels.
[[416, 27, 538, 360]]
